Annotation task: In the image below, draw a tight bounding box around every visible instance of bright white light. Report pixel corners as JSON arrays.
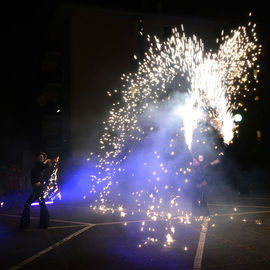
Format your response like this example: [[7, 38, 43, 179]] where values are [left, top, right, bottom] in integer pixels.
[[180, 98, 202, 150], [31, 201, 53, 206], [234, 114, 242, 122]]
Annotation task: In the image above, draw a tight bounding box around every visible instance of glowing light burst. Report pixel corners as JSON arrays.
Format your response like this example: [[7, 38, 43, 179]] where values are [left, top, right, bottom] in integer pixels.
[[89, 18, 260, 246], [180, 97, 202, 151], [190, 57, 236, 145], [42, 157, 61, 201]]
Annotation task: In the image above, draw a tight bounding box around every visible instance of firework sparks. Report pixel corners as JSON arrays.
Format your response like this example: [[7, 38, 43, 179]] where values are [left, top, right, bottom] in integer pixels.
[[89, 17, 260, 246], [165, 233, 174, 245], [42, 156, 61, 201], [180, 97, 202, 151]]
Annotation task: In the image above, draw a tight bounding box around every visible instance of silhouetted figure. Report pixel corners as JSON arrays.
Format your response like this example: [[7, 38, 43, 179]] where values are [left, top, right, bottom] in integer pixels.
[[19, 152, 56, 229], [191, 155, 220, 217]]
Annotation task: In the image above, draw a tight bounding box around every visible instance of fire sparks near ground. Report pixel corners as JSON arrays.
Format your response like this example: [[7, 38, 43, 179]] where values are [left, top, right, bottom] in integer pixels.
[[88, 15, 261, 247]]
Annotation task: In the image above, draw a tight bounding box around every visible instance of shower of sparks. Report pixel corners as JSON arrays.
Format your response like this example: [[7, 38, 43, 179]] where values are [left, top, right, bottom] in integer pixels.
[[180, 96, 202, 151], [89, 18, 261, 246], [42, 156, 61, 201]]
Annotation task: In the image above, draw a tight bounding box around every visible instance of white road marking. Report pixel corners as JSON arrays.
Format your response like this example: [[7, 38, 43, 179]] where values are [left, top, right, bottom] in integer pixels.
[[208, 203, 270, 209], [2, 208, 270, 270], [231, 197, 270, 200], [95, 214, 190, 226], [217, 210, 270, 217], [96, 219, 155, 226], [8, 224, 95, 270], [0, 213, 185, 226], [193, 217, 209, 270], [0, 213, 93, 226], [0, 214, 27, 219], [24, 224, 86, 231], [50, 218, 92, 226], [47, 224, 86, 229]]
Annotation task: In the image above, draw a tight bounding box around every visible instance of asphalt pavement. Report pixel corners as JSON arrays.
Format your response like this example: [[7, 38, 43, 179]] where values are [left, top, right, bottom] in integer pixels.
[[1, 195, 270, 270]]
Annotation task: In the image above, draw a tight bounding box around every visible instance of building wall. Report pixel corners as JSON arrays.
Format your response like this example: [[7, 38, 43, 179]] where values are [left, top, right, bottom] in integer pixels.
[[70, 13, 141, 159]]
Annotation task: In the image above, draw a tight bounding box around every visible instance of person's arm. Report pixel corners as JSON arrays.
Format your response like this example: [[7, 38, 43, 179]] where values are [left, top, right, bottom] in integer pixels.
[[210, 158, 220, 166], [197, 179, 207, 188], [44, 158, 59, 166], [43, 159, 53, 166]]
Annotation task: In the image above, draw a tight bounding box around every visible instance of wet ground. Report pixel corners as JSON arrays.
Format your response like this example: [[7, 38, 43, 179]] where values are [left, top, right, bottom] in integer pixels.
[[1, 195, 270, 270]]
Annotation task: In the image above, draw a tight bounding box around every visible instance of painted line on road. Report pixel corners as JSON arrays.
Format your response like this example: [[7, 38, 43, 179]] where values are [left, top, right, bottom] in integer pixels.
[[96, 219, 153, 226], [231, 196, 270, 200], [95, 215, 189, 226], [0, 213, 186, 227], [209, 204, 270, 209], [193, 217, 209, 270], [24, 224, 86, 231], [8, 224, 95, 270], [0, 213, 147, 227], [47, 224, 86, 229], [0, 213, 94, 226], [217, 210, 270, 217], [49, 218, 93, 226]]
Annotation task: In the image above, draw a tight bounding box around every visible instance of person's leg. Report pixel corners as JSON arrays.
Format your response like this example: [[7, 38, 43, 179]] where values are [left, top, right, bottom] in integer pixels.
[[19, 191, 36, 229], [192, 189, 201, 217], [200, 190, 210, 217], [38, 191, 50, 228]]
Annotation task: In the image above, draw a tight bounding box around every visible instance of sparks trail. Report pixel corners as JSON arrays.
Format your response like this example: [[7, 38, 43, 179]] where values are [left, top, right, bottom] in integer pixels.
[[89, 16, 261, 246], [42, 156, 61, 201]]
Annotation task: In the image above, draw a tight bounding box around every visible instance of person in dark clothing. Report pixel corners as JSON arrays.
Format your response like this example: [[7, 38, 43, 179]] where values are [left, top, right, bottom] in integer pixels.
[[19, 152, 57, 229], [191, 155, 220, 217]]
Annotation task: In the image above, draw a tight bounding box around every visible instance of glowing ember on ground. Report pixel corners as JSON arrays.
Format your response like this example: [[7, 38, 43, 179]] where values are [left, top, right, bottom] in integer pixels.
[[255, 219, 262, 225], [165, 234, 175, 245]]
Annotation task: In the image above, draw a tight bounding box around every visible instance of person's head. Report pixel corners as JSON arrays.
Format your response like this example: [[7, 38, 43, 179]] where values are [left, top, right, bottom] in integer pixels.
[[193, 157, 200, 167], [198, 155, 204, 162], [36, 152, 47, 162]]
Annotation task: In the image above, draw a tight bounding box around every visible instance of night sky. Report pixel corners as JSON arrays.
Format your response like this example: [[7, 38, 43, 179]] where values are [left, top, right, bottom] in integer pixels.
[[1, 1, 269, 166]]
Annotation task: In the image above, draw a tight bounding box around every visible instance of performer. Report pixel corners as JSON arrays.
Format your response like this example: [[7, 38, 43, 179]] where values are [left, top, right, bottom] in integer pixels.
[[191, 154, 220, 217], [19, 152, 57, 229]]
